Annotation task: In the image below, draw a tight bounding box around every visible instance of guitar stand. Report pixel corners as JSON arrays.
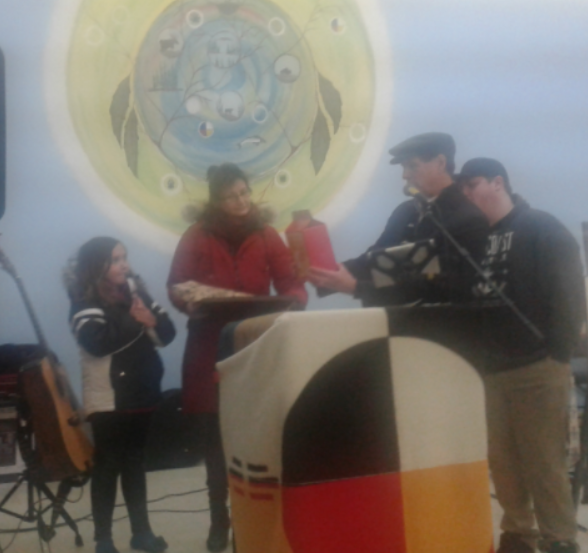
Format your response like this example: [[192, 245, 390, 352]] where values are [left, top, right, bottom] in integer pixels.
[[0, 254, 95, 548], [0, 399, 87, 547], [0, 471, 85, 546]]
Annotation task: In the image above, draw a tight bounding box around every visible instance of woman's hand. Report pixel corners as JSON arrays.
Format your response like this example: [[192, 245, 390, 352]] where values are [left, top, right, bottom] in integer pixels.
[[307, 264, 357, 295], [130, 296, 157, 328]]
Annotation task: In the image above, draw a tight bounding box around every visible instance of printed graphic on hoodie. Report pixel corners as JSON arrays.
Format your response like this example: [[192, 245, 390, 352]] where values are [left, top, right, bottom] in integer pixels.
[[473, 231, 514, 298]]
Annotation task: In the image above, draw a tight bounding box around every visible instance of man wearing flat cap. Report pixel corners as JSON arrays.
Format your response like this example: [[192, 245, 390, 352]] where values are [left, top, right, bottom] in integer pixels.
[[308, 132, 488, 305], [458, 158, 584, 553]]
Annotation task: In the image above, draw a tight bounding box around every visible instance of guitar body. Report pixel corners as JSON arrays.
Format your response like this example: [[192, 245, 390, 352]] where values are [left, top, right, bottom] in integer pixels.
[[20, 356, 93, 482], [0, 246, 93, 482]]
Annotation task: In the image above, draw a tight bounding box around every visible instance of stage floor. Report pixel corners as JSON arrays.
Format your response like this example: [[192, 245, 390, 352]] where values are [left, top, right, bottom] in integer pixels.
[[0, 465, 587, 552]]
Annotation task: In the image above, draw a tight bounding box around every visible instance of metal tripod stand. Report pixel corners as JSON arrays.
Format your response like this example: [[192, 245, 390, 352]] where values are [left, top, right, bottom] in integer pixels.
[[0, 395, 86, 547]]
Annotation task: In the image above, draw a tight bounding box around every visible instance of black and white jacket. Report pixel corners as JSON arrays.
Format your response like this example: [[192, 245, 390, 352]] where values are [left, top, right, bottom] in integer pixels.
[[69, 282, 176, 417]]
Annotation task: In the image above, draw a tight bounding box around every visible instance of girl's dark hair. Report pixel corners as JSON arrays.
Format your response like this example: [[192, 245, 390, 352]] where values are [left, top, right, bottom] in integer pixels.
[[66, 237, 120, 302], [207, 163, 250, 202]]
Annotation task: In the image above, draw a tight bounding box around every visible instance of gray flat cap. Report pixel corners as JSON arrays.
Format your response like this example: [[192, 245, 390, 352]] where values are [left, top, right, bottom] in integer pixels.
[[389, 132, 456, 165]]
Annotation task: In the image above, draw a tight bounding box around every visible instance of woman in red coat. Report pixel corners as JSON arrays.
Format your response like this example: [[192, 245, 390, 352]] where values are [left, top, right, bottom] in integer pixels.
[[167, 163, 307, 552]]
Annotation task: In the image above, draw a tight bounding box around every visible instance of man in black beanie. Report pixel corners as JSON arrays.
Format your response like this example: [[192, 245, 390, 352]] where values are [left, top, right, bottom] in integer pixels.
[[308, 132, 488, 305], [458, 157, 583, 553]]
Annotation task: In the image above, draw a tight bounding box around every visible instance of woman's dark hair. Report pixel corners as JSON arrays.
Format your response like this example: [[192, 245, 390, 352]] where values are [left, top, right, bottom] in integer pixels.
[[207, 163, 250, 203], [66, 237, 120, 302]]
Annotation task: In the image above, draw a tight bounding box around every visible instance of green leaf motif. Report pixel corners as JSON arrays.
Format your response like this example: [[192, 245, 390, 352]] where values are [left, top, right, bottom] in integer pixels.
[[310, 106, 330, 175], [124, 108, 139, 177], [110, 76, 131, 145], [318, 74, 342, 134]]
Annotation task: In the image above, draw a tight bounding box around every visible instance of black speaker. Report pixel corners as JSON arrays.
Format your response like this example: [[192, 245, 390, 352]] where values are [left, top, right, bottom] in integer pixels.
[[0, 48, 5, 220], [144, 389, 204, 471]]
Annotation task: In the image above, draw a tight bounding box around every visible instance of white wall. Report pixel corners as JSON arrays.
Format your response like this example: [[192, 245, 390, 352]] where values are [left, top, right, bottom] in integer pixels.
[[1, 0, 588, 394]]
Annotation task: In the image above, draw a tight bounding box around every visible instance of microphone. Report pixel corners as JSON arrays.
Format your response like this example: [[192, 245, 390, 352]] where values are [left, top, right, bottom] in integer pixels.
[[403, 183, 430, 211], [126, 274, 138, 297], [402, 183, 420, 198]]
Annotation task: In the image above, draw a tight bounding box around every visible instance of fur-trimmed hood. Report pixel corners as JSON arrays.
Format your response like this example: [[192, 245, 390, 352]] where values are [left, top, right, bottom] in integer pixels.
[[181, 201, 278, 225]]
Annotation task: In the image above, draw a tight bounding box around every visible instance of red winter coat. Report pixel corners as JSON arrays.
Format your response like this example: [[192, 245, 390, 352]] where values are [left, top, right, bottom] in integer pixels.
[[168, 214, 307, 413]]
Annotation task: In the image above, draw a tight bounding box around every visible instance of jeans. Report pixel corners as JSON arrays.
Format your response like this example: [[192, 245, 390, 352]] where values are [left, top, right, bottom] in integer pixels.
[[200, 413, 229, 505], [90, 411, 153, 542]]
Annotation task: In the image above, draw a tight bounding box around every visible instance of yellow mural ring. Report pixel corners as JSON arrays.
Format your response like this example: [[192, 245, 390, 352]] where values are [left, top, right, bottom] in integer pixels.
[[46, 0, 392, 251]]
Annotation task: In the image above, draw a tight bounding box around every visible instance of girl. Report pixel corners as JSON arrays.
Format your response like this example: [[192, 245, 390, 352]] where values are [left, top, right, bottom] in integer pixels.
[[65, 237, 175, 553], [168, 163, 307, 552]]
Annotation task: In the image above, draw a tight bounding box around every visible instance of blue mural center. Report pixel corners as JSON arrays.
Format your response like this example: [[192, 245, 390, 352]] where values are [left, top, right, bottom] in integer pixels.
[[134, 0, 317, 180]]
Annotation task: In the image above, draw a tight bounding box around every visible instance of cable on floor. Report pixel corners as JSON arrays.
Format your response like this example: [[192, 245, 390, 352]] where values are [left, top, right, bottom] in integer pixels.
[[0, 487, 209, 535]]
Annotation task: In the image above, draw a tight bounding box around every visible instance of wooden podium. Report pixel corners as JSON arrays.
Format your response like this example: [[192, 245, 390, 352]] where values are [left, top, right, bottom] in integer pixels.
[[194, 295, 299, 322], [218, 306, 495, 553]]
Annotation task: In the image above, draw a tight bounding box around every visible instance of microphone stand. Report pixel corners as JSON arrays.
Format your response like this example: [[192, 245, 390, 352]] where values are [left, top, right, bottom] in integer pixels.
[[417, 199, 545, 341]]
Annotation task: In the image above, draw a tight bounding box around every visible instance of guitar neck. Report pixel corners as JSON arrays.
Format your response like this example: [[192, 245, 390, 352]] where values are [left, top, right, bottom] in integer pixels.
[[13, 273, 50, 352], [0, 246, 50, 353]]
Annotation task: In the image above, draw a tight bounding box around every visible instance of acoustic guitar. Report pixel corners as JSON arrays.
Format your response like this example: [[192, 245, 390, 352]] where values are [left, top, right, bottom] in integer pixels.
[[0, 245, 93, 481]]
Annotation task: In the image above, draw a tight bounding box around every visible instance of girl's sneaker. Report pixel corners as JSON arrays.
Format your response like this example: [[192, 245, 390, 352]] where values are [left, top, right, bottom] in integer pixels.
[[95, 539, 120, 553], [130, 531, 168, 553]]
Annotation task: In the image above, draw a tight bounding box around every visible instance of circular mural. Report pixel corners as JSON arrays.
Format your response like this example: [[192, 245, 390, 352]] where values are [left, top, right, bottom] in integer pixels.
[[133, 1, 316, 180], [47, 0, 392, 250]]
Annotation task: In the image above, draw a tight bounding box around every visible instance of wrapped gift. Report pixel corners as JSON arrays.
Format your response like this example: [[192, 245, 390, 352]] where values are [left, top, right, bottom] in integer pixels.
[[286, 210, 338, 278]]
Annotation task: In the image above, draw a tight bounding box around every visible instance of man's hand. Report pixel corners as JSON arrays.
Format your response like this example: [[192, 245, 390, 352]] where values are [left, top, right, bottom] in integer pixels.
[[130, 296, 157, 328], [307, 264, 357, 295]]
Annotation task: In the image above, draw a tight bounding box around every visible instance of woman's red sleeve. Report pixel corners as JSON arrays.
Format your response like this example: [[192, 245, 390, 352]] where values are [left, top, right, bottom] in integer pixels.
[[167, 224, 202, 311], [264, 227, 308, 306]]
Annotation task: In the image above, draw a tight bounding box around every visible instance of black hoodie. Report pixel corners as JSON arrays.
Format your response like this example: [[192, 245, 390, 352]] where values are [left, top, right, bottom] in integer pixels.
[[345, 183, 489, 306], [473, 198, 585, 372]]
